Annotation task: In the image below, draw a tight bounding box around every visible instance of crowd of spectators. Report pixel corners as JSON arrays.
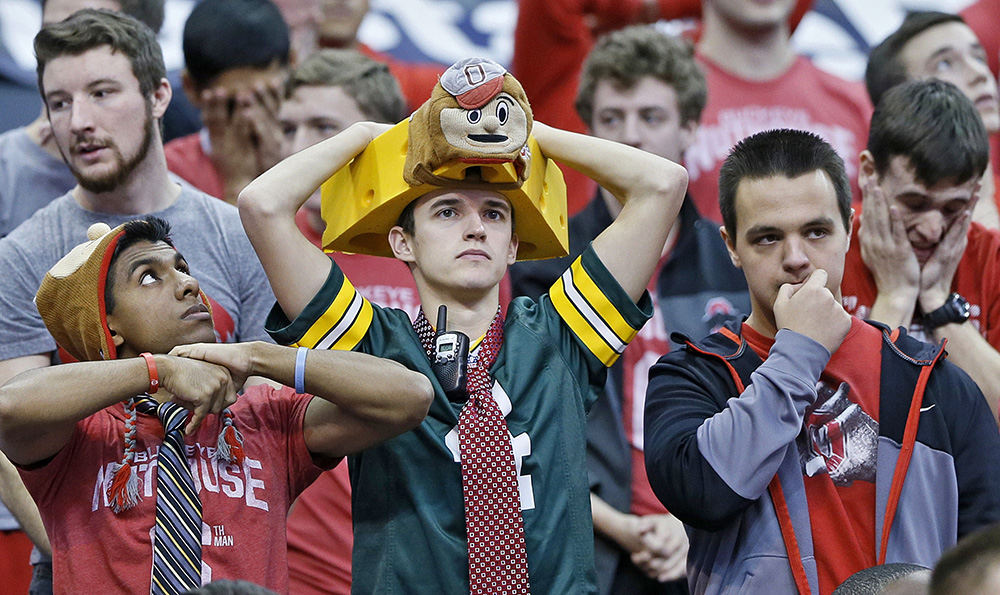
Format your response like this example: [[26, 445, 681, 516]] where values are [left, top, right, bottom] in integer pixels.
[[1, 1, 999, 594]]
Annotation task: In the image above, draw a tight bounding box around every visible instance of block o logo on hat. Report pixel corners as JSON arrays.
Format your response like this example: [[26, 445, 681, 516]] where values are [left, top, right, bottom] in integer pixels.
[[440, 57, 509, 110]]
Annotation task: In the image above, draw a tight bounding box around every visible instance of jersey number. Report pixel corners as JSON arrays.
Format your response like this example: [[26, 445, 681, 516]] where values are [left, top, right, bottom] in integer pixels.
[[444, 381, 535, 510]]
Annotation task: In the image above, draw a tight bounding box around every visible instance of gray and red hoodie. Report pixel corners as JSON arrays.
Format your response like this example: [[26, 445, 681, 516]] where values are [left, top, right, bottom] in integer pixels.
[[644, 320, 1000, 594]]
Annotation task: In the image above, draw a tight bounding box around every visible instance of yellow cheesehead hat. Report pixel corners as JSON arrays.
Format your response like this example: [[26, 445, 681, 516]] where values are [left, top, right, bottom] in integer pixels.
[[320, 57, 568, 261]]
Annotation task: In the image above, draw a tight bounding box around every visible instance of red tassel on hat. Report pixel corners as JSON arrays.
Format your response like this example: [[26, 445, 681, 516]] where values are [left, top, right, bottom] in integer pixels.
[[215, 409, 245, 465], [107, 399, 142, 513], [106, 460, 141, 513]]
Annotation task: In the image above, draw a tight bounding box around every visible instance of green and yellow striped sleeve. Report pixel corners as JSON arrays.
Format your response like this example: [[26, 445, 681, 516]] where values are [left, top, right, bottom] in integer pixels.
[[265, 263, 374, 351], [548, 245, 650, 366]]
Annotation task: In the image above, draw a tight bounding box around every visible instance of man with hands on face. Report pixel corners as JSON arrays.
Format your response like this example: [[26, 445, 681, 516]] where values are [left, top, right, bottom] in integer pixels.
[[644, 129, 1000, 595], [164, 0, 290, 204], [865, 11, 1000, 230], [0, 217, 432, 594], [843, 79, 1000, 420]]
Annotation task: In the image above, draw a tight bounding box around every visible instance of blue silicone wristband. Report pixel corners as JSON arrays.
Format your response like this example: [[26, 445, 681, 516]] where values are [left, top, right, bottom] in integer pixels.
[[294, 347, 308, 394]]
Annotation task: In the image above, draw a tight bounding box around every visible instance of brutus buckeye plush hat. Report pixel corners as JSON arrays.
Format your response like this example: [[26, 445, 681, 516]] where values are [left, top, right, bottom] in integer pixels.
[[35, 222, 130, 362], [319, 57, 568, 261]]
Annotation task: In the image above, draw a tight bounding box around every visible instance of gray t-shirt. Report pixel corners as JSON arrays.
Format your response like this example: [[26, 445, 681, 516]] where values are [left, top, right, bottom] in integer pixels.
[[0, 185, 275, 365], [0, 126, 77, 238]]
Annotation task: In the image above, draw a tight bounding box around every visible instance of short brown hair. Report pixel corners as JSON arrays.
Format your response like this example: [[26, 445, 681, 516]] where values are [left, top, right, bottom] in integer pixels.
[[931, 523, 1000, 595], [576, 25, 706, 127], [285, 49, 406, 124], [720, 129, 851, 237], [35, 8, 166, 100], [867, 79, 988, 188]]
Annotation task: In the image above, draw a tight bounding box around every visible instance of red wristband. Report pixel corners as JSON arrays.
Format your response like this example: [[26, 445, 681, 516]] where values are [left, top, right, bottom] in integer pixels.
[[140, 352, 159, 394]]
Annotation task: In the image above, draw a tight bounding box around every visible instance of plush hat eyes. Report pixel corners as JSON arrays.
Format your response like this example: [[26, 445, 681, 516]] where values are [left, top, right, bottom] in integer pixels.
[[466, 100, 511, 126], [497, 100, 509, 124]]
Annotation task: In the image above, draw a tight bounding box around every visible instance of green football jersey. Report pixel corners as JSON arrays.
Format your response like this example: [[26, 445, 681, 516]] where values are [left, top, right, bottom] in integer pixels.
[[267, 245, 652, 594]]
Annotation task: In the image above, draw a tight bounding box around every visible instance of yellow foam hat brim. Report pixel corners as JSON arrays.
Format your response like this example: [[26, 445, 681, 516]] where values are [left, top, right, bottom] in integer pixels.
[[320, 120, 568, 261]]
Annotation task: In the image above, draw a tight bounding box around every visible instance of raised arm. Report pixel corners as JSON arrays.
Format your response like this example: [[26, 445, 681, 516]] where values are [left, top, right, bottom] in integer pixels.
[[238, 122, 391, 321], [0, 356, 236, 465], [925, 309, 1000, 422], [530, 122, 688, 301], [0, 453, 50, 555], [171, 342, 433, 460], [644, 330, 830, 529]]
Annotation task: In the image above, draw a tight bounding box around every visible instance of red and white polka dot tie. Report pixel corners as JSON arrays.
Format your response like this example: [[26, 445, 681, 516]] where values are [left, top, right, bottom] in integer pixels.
[[414, 308, 530, 594]]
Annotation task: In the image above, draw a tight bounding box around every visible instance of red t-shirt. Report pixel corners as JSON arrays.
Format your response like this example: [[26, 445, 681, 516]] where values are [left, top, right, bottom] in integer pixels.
[[621, 255, 671, 516], [686, 55, 872, 222], [19, 386, 322, 595], [164, 132, 225, 200], [510, 0, 813, 215], [961, 0, 1000, 79], [840, 216, 1000, 349], [743, 318, 881, 594]]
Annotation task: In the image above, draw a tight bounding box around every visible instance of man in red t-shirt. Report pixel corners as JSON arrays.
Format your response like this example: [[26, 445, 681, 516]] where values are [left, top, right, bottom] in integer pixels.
[[865, 10, 1000, 230], [645, 128, 1000, 594], [164, 0, 290, 204], [685, 0, 871, 222], [0, 217, 431, 594], [843, 79, 1000, 421], [511, 0, 813, 214]]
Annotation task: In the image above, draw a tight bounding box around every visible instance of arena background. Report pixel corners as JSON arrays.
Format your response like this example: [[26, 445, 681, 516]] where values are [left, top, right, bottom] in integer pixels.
[[0, 0, 979, 134]]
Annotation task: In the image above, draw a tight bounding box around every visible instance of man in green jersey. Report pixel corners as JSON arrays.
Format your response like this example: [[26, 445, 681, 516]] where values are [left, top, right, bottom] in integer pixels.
[[239, 57, 688, 593]]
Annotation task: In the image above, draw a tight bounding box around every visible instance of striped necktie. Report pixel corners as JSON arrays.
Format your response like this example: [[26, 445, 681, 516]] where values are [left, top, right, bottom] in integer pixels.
[[134, 396, 202, 594]]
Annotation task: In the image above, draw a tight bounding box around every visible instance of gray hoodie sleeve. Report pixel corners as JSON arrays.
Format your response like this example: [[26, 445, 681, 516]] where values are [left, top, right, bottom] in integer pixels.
[[645, 329, 830, 529]]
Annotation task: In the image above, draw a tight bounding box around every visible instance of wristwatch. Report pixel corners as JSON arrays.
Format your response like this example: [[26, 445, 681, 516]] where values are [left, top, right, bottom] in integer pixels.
[[922, 293, 971, 329]]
